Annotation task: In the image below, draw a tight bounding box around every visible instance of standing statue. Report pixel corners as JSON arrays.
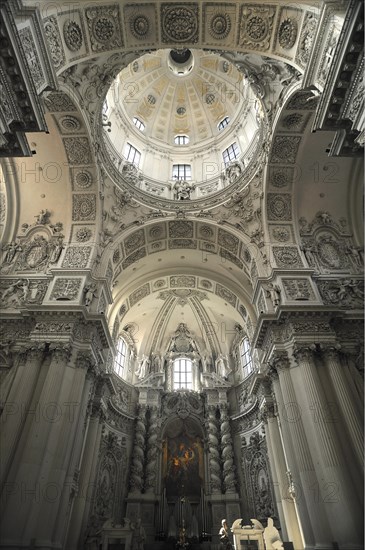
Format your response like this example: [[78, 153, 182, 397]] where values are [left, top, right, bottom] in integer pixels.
[[49, 236, 64, 263], [301, 242, 317, 267], [266, 283, 281, 307], [4, 241, 22, 264], [21, 279, 30, 302], [151, 353, 163, 373], [136, 354, 150, 379], [347, 245, 363, 269], [216, 353, 229, 378], [83, 283, 97, 306], [131, 518, 146, 550]]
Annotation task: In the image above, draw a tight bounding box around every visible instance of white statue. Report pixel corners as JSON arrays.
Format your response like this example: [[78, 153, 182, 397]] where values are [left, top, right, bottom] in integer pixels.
[[263, 518, 284, 550], [84, 283, 97, 306], [136, 354, 150, 379], [216, 353, 230, 378], [266, 283, 281, 307], [151, 353, 160, 372]]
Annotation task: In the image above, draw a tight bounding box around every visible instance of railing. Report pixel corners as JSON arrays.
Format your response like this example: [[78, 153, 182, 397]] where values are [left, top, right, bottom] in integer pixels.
[[101, 122, 266, 206]]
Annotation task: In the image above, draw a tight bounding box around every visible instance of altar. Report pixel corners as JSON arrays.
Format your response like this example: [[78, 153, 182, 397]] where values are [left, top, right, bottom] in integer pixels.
[[231, 519, 265, 550]]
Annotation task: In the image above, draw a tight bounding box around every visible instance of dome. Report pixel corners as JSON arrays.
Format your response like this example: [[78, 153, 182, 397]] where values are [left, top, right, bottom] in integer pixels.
[[103, 49, 263, 202]]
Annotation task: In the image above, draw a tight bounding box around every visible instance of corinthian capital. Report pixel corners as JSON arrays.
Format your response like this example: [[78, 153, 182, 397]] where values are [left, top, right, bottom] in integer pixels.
[[269, 350, 290, 372], [320, 343, 341, 361], [49, 343, 72, 363], [292, 343, 316, 362]]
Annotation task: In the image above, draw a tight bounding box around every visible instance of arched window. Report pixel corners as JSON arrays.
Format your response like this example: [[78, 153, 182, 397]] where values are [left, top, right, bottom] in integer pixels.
[[218, 116, 230, 131], [124, 142, 141, 166], [222, 142, 240, 166], [174, 135, 189, 145], [114, 337, 128, 377], [240, 337, 253, 378], [172, 164, 192, 180], [133, 117, 145, 131], [173, 357, 193, 389]]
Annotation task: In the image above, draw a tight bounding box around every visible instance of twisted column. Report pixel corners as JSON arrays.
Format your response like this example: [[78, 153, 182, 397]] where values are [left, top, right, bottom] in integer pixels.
[[144, 406, 160, 493], [205, 406, 222, 493], [219, 404, 237, 493], [129, 405, 147, 493]]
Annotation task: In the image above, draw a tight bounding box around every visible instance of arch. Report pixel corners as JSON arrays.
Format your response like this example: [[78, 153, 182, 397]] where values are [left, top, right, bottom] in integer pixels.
[[37, 2, 322, 79]]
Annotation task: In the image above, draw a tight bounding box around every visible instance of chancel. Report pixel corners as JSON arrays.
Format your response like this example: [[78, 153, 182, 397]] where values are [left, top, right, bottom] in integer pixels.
[[0, 1, 364, 550]]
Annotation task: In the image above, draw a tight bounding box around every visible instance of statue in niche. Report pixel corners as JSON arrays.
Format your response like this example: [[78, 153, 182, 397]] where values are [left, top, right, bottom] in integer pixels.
[[136, 354, 150, 379]]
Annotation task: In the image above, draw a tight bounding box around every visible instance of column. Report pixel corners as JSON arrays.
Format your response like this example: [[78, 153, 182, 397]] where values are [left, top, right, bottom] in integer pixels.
[[261, 401, 288, 542], [0, 344, 45, 489], [54, 355, 99, 546], [145, 406, 160, 493], [129, 405, 147, 494], [219, 404, 237, 493], [274, 352, 333, 548], [205, 405, 222, 493], [1, 345, 74, 544], [269, 361, 314, 549], [292, 344, 363, 548], [321, 345, 363, 470], [66, 402, 104, 549]]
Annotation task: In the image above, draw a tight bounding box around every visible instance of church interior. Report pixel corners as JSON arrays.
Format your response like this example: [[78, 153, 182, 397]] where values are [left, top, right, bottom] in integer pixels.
[[0, 1, 364, 549]]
